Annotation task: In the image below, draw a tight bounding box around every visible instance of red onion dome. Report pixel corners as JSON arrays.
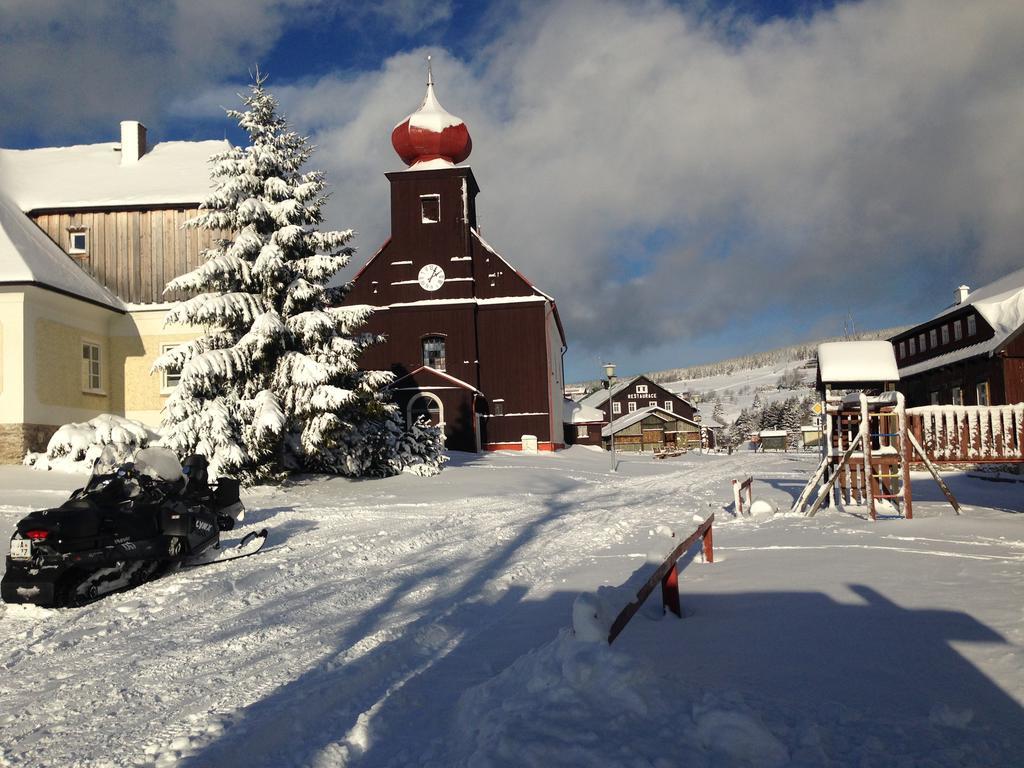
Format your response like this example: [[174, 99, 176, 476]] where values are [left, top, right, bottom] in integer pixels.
[[391, 59, 472, 167]]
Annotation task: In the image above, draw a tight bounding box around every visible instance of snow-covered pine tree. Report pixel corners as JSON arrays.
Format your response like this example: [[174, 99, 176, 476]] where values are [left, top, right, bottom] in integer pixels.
[[154, 72, 443, 481]]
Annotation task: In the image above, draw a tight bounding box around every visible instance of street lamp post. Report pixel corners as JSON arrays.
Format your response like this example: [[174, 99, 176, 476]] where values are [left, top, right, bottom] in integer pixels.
[[604, 362, 617, 472]]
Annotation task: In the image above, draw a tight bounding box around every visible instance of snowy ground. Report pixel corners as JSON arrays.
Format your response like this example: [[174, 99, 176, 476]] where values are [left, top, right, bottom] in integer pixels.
[[1, 448, 1022, 767]]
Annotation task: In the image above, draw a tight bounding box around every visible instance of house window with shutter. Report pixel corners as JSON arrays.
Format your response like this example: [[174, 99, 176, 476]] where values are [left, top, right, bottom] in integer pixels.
[[954, 320, 962, 340], [612, 402, 621, 415], [898, 341, 905, 359], [918, 333, 926, 351], [628, 401, 637, 413], [929, 329, 938, 348], [636, 384, 648, 394], [967, 315, 977, 336], [420, 194, 440, 224], [941, 325, 949, 344], [664, 401, 673, 412], [909, 337, 916, 355]]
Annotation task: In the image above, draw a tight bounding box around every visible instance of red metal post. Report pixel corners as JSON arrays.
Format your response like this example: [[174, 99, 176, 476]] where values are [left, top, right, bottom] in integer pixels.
[[702, 527, 714, 563], [661, 563, 681, 617]]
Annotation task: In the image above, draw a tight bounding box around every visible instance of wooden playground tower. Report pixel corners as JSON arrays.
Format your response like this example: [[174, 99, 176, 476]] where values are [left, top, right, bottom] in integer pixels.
[[792, 342, 960, 519], [793, 391, 912, 519]]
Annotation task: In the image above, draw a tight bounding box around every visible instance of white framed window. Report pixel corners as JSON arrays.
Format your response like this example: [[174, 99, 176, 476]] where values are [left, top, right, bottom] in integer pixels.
[[636, 384, 648, 394], [160, 343, 182, 393], [954, 319, 963, 340], [647, 400, 656, 409], [951, 386, 963, 405], [967, 315, 977, 336], [68, 229, 88, 254], [612, 401, 621, 415], [82, 342, 102, 392], [420, 194, 440, 224], [576, 425, 588, 438], [976, 381, 989, 406], [929, 329, 938, 348], [628, 401, 637, 413], [929, 391, 940, 405], [898, 341, 906, 359], [492, 399, 504, 416], [941, 325, 949, 344], [664, 401, 673, 412], [918, 333, 926, 351], [909, 337, 916, 355]]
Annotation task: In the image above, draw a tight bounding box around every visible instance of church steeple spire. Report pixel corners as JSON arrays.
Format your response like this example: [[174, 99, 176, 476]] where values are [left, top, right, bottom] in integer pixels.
[[391, 57, 472, 168]]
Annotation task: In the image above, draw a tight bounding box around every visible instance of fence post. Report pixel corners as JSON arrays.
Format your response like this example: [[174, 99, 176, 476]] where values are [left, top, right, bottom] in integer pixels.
[[702, 526, 714, 563], [661, 564, 681, 617]]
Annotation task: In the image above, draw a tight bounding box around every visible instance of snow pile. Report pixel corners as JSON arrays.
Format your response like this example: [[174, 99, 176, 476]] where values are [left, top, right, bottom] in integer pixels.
[[452, 630, 791, 767], [24, 414, 158, 472], [748, 498, 777, 518]]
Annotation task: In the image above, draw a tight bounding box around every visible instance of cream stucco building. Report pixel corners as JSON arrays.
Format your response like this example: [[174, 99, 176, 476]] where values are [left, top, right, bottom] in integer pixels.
[[0, 122, 227, 462]]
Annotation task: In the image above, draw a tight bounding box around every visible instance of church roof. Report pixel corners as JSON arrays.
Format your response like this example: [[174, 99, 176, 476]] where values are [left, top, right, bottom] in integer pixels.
[[0, 189, 124, 311]]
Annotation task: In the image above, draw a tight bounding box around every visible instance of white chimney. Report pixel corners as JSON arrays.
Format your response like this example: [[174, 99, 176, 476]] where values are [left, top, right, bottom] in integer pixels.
[[955, 285, 970, 305], [119, 120, 147, 165]]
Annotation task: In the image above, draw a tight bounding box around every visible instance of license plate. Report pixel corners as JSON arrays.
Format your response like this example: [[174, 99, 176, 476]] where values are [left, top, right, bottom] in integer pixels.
[[10, 539, 31, 560]]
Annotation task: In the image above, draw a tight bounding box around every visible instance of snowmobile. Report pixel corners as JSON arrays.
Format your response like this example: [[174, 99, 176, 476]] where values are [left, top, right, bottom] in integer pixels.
[[2, 446, 263, 608]]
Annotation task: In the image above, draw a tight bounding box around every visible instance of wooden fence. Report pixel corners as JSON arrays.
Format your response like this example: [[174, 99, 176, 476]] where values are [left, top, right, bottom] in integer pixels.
[[907, 405, 1024, 464]]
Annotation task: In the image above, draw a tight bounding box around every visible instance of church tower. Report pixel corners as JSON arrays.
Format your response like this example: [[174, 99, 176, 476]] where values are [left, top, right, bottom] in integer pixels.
[[343, 61, 566, 452]]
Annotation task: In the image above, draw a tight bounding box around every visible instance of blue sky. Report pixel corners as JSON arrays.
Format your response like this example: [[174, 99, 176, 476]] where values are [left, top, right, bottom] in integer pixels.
[[2, 0, 1022, 382]]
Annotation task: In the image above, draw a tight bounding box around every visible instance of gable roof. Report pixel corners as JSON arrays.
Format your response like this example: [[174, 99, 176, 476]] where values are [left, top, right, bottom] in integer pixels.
[[602, 405, 699, 437], [580, 375, 695, 409], [563, 398, 605, 424], [0, 190, 124, 311], [1, 139, 228, 211], [817, 341, 899, 384], [896, 267, 1024, 377], [391, 365, 480, 393]]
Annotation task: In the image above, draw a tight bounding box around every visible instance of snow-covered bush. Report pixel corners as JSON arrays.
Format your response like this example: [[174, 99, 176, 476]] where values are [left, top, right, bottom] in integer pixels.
[[25, 415, 159, 472], [153, 73, 443, 482]]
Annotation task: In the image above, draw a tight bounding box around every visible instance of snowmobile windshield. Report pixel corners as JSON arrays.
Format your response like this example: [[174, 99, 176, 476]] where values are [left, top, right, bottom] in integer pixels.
[[134, 448, 184, 483], [90, 445, 122, 479]]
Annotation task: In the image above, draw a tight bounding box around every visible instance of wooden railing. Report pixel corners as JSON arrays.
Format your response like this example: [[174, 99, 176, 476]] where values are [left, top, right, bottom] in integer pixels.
[[907, 405, 1024, 464], [607, 515, 714, 645]]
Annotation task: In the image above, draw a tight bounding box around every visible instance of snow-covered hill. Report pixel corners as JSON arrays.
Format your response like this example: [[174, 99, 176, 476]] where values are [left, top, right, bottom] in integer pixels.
[[1, 449, 1022, 767]]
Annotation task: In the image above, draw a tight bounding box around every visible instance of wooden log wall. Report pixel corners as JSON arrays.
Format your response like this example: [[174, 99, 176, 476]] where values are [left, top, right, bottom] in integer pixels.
[[30, 207, 221, 304]]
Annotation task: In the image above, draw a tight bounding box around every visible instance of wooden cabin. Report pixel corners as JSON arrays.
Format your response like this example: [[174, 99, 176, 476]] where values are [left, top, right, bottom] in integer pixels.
[[891, 271, 1024, 407], [601, 406, 702, 453]]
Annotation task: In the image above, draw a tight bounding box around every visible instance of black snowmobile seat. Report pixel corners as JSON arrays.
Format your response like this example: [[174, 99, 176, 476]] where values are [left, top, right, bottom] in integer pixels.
[[20, 503, 102, 539]]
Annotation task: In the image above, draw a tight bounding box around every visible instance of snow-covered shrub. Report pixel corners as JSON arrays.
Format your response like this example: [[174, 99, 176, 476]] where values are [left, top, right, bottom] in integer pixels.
[[25, 415, 159, 472], [153, 73, 443, 482]]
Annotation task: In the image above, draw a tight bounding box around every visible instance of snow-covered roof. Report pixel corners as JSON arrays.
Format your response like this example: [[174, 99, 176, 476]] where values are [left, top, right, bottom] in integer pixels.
[[759, 430, 789, 438], [563, 398, 604, 424], [0, 139, 228, 211], [601, 406, 698, 437], [0, 190, 124, 311], [392, 365, 481, 394], [581, 376, 695, 410], [897, 267, 1024, 377], [817, 341, 899, 384]]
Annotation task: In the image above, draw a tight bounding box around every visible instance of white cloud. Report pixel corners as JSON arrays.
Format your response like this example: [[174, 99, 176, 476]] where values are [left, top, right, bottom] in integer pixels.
[[264, 0, 1023, 369]]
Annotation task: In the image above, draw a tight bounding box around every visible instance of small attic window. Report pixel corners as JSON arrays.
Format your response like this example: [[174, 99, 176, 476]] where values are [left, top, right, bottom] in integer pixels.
[[420, 194, 440, 224], [68, 229, 88, 255]]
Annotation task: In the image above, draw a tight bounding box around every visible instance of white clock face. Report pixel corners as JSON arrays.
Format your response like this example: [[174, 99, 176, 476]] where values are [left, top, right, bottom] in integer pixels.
[[418, 263, 445, 291]]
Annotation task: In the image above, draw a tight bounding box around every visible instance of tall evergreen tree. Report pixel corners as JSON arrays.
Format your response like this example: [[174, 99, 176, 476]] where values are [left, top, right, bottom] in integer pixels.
[[155, 73, 442, 481]]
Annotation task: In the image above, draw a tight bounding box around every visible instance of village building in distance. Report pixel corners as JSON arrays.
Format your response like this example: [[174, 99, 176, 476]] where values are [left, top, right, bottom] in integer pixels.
[[569, 375, 708, 452], [341, 69, 567, 452], [0, 124, 229, 462], [890, 270, 1024, 407]]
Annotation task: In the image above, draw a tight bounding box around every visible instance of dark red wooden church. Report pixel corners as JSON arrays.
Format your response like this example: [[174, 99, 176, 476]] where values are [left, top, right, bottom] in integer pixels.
[[342, 67, 567, 452]]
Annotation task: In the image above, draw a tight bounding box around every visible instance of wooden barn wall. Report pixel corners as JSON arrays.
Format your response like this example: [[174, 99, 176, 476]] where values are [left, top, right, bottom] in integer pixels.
[[900, 357, 1009, 406], [30, 207, 220, 304]]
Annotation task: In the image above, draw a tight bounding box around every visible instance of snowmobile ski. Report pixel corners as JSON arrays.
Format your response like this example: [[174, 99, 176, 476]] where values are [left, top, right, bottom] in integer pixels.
[[182, 529, 268, 569]]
